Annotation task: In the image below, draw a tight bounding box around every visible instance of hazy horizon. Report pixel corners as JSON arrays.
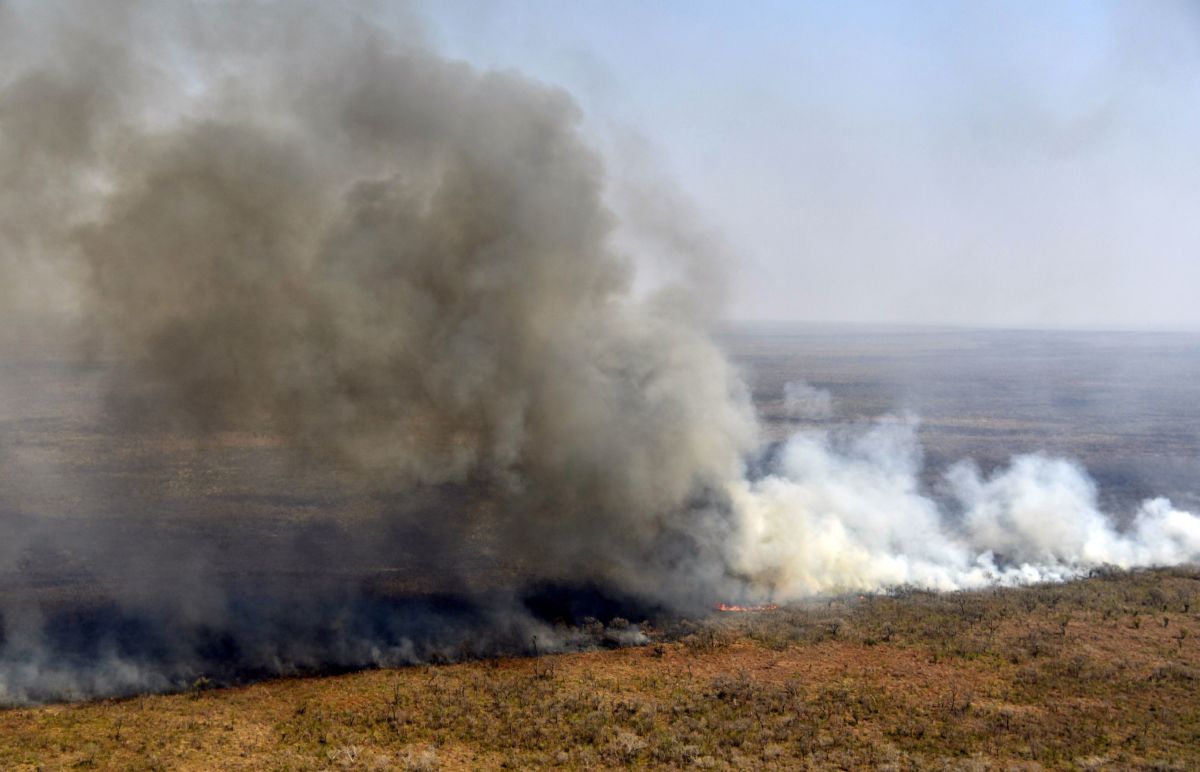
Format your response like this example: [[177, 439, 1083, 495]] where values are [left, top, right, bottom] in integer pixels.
[[419, 1, 1200, 330], [2, 2, 1199, 706]]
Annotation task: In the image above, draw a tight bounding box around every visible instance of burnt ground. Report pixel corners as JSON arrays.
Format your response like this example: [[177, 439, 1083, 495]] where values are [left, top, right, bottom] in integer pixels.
[[1, 567, 1198, 769], [1, 325, 1199, 713]]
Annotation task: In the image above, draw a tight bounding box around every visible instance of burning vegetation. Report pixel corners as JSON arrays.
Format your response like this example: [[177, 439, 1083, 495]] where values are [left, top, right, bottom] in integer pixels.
[[714, 603, 780, 613], [0, 0, 1198, 712], [1, 567, 1198, 768]]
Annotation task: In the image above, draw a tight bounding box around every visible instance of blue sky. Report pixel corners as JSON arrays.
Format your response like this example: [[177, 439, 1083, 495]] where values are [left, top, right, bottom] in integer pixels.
[[411, 2, 1200, 328]]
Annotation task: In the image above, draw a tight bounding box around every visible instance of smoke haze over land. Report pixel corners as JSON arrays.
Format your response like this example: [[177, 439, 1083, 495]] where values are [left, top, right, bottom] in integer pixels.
[[1, 0, 756, 593], [732, 417, 1200, 597], [0, 1, 1198, 703]]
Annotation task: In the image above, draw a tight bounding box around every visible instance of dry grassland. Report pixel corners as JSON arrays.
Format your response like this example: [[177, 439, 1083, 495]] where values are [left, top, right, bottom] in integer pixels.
[[2, 568, 1199, 770]]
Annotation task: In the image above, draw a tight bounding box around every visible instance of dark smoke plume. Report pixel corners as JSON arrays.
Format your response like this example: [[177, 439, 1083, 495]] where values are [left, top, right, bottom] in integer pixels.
[[3, 2, 1199, 704], [13, 2, 755, 581], [0, 1, 755, 702]]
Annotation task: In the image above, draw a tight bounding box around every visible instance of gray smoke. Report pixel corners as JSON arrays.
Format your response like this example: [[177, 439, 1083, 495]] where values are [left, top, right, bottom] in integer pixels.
[[2, 1, 755, 589], [0, 1, 758, 702], [1, 1, 1198, 704]]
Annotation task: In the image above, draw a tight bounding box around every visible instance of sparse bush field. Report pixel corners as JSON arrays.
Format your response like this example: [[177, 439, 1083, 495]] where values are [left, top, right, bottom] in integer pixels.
[[2, 566, 1199, 769]]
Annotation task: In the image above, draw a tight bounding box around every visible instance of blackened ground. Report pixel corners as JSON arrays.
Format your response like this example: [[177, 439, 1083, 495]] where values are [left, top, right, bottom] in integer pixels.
[[3, 327, 1200, 702], [0, 572, 669, 704]]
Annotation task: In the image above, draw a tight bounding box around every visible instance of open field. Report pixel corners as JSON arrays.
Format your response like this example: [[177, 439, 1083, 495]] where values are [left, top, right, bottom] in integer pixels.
[[721, 326, 1200, 515], [2, 567, 1199, 769], [3, 326, 1200, 766]]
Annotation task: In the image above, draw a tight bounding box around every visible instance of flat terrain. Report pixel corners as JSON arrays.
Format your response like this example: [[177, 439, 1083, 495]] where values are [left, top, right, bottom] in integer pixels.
[[722, 326, 1200, 514], [3, 325, 1200, 767], [1, 568, 1198, 769]]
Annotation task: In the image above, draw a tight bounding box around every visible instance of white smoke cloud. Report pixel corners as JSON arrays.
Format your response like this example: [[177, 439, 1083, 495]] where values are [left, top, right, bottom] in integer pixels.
[[783, 380, 834, 420], [1, 0, 1198, 705], [728, 417, 1200, 598]]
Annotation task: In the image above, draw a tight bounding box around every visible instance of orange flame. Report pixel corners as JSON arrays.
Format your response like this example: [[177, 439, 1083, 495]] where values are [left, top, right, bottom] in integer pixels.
[[714, 603, 779, 612]]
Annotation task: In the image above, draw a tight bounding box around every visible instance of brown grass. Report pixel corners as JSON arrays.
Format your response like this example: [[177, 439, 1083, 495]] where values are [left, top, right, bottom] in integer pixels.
[[2, 567, 1199, 770]]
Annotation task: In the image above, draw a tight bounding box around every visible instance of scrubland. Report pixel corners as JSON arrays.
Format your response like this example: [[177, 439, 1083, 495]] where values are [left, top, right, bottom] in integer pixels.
[[2, 567, 1198, 770]]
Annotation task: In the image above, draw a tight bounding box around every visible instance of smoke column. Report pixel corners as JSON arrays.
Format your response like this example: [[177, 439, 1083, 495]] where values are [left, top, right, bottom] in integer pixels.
[[0, 1, 1198, 702], [1, 0, 756, 594]]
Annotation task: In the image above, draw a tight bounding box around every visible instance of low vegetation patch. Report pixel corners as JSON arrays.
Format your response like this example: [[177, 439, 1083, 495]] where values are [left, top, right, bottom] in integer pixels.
[[2, 567, 1199, 769]]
